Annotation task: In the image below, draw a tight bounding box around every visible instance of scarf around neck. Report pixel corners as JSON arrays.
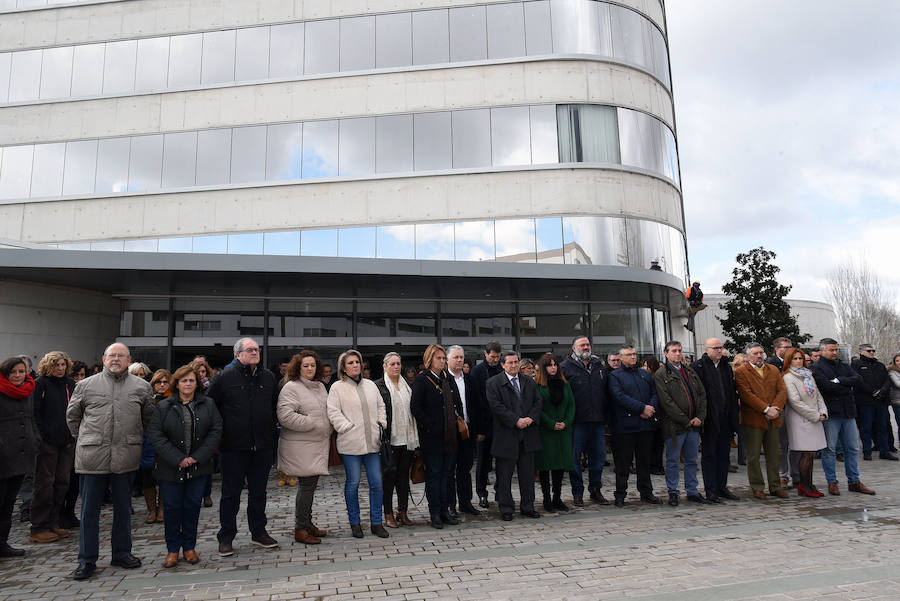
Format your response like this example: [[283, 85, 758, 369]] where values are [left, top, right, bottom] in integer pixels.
[[790, 366, 817, 398], [0, 372, 35, 398]]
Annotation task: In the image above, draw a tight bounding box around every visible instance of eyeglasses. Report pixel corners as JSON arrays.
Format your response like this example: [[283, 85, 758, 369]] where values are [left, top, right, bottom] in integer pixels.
[[707, 346, 725, 350], [240, 348, 260, 354], [863, 349, 875, 353], [156, 380, 169, 385]]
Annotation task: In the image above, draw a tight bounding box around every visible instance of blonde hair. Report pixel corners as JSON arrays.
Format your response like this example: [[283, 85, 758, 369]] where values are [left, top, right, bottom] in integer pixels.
[[422, 344, 447, 372], [37, 351, 72, 377], [337, 349, 364, 380], [128, 362, 151, 378], [730, 353, 746, 369]]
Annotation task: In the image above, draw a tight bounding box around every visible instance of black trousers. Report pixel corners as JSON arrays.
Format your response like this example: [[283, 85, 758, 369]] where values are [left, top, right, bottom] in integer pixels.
[[217, 449, 272, 543], [494, 442, 535, 515], [0, 474, 25, 543], [382, 445, 413, 513], [30, 441, 75, 533], [449, 435, 476, 510], [475, 436, 493, 498], [701, 425, 733, 495], [612, 431, 655, 499]]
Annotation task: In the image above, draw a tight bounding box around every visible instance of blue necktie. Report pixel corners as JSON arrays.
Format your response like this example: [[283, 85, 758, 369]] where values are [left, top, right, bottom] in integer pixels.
[[511, 376, 520, 397]]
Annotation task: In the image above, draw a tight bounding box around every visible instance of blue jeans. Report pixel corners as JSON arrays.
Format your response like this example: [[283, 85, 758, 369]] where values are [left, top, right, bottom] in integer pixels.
[[857, 404, 889, 454], [821, 417, 860, 484], [423, 451, 455, 518], [160, 478, 206, 553], [569, 422, 606, 498], [664, 430, 700, 495], [893, 406, 900, 448], [340, 453, 383, 526], [78, 472, 134, 564]]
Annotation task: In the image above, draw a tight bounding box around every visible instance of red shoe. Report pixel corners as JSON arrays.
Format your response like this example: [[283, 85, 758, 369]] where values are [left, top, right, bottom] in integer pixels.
[[798, 484, 825, 498]]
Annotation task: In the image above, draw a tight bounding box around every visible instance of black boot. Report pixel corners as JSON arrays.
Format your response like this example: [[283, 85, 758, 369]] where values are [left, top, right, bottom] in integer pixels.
[[539, 471, 556, 513], [0, 521, 25, 558], [551, 470, 569, 511]]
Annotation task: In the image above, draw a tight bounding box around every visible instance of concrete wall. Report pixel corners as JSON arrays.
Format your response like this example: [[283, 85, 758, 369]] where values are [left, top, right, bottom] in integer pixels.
[[0, 278, 120, 365], [692, 294, 838, 357]]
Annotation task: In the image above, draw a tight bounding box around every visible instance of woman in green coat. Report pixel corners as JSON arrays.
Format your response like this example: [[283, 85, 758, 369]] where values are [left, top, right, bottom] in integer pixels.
[[534, 353, 575, 513]]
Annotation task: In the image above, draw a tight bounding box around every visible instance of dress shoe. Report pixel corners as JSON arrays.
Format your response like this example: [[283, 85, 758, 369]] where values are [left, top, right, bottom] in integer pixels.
[[478, 495, 489, 509], [163, 552, 179, 568], [614, 497, 625, 507], [848, 481, 875, 495], [183, 549, 200, 564], [863, 452, 872, 460], [440, 513, 459, 525], [59, 513, 80, 529], [827, 482, 840, 496], [668, 493, 679, 506], [371, 524, 390, 538], [72, 562, 96, 580], [728, 465, 738, 473], [430, 517, 444, 529], [396, 512, 413, 526], [592, 491, 610, 505], [520, 510, 541, 518], [552, 497, 569, 512], [51, 527, 70, 538], [641, 495, 662, 505], [251, 533, 279, 548], [573, 496, 584, 507], [718, 488, 740, 501], [447, 508, 460, 520], [460, 503, 481, 516], [308, 523, 327, 537], [218, 541, 234, 556], [0, 542, 25, 557], [686, 493, 709, 504], [752, 490, 767, 499], [879, 453, 899, 461], [203, 496, 213, 508], [543, 499, 556, 513], [770, 489, 789, 499], [706, 494, 722, 504], [797, 484, 824, 498], [649, 467, 666, 476], [501, 513, 513, 521], [29, 530, 59, 543], [383, 513, 399, 528], [351, 524, 365, 538], [110, 553, 141, 569], [293, 529, 321, 544]]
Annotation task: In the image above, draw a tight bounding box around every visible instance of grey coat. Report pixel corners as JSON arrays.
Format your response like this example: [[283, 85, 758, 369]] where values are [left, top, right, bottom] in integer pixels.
[[889, 370, 900, 406], [277, 377, 333, 477], [66, 369, 155, 474]]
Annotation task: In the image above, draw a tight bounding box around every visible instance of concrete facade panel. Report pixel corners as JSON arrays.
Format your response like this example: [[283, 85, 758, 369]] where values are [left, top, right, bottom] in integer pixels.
[[2, 61, 674, 145], [3, 169, 682, 243], [0, 1, 664, 52]]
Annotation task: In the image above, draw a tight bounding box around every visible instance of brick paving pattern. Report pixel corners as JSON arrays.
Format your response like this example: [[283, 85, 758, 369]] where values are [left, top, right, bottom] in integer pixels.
[[2, 449, 899, 601]]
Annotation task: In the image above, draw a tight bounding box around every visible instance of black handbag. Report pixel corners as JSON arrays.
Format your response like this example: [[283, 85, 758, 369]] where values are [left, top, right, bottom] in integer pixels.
[[379, 425, 397, 474]]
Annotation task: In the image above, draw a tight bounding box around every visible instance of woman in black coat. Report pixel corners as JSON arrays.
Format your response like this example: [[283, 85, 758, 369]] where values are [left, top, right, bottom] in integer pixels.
[[0, 356, 38, 558], [410, 344, 462, 529], [148, 364, 222, 568]]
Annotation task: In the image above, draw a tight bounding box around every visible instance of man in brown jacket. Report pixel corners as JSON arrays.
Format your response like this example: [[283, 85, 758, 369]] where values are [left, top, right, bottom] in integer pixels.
[[734, 342, 788, 499]]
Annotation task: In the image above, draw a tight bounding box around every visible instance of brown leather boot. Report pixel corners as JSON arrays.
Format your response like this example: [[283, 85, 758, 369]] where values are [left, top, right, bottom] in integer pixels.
[[397, 511, 413, 526], [293, 529, 321, 544], [143, 490, 157, 524], [383, 512, 399, 528], [308, 523, 327, 537], [848, 481, 876, 495], [827, 482, 840, 495]]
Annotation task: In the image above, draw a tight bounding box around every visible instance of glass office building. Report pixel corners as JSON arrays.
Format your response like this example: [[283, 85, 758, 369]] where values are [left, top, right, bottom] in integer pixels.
[[0, 0, 690, 370]]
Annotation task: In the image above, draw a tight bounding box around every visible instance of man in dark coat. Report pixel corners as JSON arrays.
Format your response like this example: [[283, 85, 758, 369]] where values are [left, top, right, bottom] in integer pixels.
[[607, 345, 661, 507], [469, 341, 503, 508], [485, 351, 542, 521], [560, 336, 610, 506], [206, 337, 279, 556], [691, 338, 740, 502], [852, 344, 896, 461], [446, 345, 481, 517]]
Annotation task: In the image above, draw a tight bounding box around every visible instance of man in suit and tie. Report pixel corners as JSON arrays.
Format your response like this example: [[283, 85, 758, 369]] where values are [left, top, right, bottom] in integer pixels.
[[485, 351, 542, 521], [446, 345, 482, 517]]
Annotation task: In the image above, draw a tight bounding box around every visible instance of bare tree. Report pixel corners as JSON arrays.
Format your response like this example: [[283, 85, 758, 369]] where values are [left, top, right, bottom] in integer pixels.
[[827, 259, 900, 356]]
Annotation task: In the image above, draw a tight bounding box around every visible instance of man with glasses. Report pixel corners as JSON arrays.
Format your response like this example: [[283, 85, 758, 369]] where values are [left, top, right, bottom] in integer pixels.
[[767, 337, 796, 488], [811, 338, 876, 495], [66, 343, 154, 580], [851, 344, 896, 461], [207, 337, 280, 556], [691, 338, 739, 502]]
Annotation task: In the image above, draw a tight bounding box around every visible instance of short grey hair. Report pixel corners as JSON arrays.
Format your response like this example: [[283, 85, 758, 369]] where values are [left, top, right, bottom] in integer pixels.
[[619, 344, 635, 355], [819, 338, 838, 350], [858, 343, 873, 351], [446, 345, 465, 356], [233, 337, 257, 356], [744, 341, 764, 354]]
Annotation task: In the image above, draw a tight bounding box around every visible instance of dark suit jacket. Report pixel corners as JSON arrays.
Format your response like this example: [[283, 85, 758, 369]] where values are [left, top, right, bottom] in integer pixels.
[[410, 371, 463, 455], [485, 371, 542, 459]]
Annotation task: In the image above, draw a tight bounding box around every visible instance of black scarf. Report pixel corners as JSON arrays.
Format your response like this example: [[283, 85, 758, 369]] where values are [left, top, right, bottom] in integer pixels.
[[548, 377, 565, 406]]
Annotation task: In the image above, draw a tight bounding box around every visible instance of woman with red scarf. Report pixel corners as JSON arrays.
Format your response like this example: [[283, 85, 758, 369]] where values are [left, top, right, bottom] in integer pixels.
[[0, 356, 39, 557]]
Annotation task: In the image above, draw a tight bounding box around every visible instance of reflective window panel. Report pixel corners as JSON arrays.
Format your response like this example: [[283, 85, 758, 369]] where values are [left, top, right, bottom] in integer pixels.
[[71, 44, 104, 97], [301, 228, 338, 256], [0, 145, 33, 199], [168, 34, 202, 88], [376, 114, 413, 173], [455, 220, 495, 261], [231, 125, 267, 183], [201, 30, 236, 85], [0, 53, 10, 102], [551, 0, 604, 56], [491, 106, 531, 166], [158, 236, 192, 253], [196, 129, 232, 186], [495, 218, 536, 262], [523, 1, 552, 55], [530, 104, 559, 164], [269, 23, 303, 79], [304, 19, 339, 75], [127, 135, 163, 192], [124, 238, 159, 252], [340, 16, 375, 72], [102, 40, 136, 95], [449, 6, 487, 62], [95, 137, 130, 193], [376, 13, 412, 69], [265, 123, 302, 181], [338, 226, 376, 258], [39, 46, 73, 100], [62, 140, 98, 195], [193, 234, 227, 254], [563, 216, 627, 266], [415, 222, 454, 260], [162, 131, 198, 189], [263, 230, 300, 255], [235, 26, 270, 81], [228, 232, 263, 254], [29, 142, 65, 198], [412, 9, 450, 66], [8, 50, 41, 102], [339, 117, 375, 177], [377, 224, 415, 259], [302, 120, 338, 178], [135, 37, 169, 92], [414, 111, 452, 171], [558, 104, 620, 163], [610, 4, 647, 68], [536, 216, 563, 263], [487, 3, 526, 59], [451, 109, 491, 169]]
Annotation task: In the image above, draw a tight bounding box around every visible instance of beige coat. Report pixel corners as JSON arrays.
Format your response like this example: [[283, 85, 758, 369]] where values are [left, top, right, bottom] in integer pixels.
[[783, 372, 828, 451], [277, 377, 333, 477], [327, 377, 386, 456], [66, 369, 155, 474]]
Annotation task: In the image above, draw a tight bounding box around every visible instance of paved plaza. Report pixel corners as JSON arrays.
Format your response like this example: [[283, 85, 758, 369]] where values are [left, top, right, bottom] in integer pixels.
[[3, 450, 899, 601]]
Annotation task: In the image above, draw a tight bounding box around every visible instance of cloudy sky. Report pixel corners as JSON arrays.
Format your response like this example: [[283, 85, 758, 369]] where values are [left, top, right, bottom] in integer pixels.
[[666, 1, 900, 306]]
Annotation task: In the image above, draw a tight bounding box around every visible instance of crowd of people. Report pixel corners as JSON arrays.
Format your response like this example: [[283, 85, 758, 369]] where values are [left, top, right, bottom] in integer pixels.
[[0, 334, 898, 581]]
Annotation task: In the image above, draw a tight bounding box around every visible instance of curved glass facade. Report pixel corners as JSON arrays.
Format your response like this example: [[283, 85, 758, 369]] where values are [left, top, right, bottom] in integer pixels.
[[50, 215, 688, 283], [0, 0, 670, 105], [0, 103, 677, 201]]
